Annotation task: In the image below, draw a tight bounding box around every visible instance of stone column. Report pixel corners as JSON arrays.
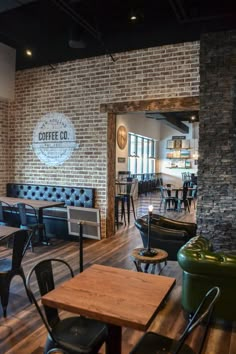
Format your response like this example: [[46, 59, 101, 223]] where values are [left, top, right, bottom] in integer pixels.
[[197, 30, 236, 251]]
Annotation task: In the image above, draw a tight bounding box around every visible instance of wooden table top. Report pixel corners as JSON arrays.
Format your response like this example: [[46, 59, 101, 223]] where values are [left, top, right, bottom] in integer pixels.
[[0, 225, 21, 241], [0, 196, 64, 210], [42, 264, 176, 331], [131, 248, 168, 264]]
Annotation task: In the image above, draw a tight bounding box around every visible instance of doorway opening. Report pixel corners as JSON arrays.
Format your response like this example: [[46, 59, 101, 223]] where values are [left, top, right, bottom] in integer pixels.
[[101, 96, 199, 237]]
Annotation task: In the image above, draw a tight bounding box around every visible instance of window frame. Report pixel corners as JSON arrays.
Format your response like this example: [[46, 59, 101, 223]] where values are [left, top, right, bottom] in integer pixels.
[[128, 133, 156, 175]]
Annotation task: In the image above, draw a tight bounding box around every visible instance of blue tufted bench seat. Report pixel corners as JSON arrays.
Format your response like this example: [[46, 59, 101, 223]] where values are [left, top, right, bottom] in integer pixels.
[[6, 183, 95, 239]]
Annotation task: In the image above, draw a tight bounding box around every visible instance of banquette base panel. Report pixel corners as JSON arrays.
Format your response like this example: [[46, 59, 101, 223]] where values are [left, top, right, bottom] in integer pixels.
[[5, 183, 95, 240]]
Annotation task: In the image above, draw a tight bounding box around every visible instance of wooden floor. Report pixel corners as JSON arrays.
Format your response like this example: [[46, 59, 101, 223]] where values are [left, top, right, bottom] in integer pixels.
[[0, 193, 235, 354]]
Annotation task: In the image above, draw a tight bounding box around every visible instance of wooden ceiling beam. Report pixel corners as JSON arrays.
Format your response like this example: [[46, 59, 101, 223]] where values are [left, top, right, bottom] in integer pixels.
[[146, 113, 189, 133]]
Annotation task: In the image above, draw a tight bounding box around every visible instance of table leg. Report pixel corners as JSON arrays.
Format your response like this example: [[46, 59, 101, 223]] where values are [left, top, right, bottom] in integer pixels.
[[157, 260, 167, 274], [151, 263, 156, 274], [133, 260, 143, 272], [37, 209, 50, 245], [126, 195, 131, 224], [106, 324, 122, 354]]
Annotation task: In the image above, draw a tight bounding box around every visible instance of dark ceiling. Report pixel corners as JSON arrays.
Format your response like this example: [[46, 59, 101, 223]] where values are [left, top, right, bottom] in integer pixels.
[[0, 0, 236, 70]]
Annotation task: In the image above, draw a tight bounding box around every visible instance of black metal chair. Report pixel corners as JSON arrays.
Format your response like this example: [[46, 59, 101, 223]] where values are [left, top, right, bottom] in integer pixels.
[[160, 186, 177, 212], [0, 229, 32, 317], [16, 202, 48, 253], [116, 177, 137, 224], [0, 200, 13, 226], [130, 287, 220, 354], [176, 186, 190, 212], [187, 186, 197, 210], [115, 194, 126, 228], [26, 259, 108, 354]]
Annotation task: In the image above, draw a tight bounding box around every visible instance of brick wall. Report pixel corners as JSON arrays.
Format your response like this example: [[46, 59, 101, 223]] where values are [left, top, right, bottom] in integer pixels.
[[197, 31, 236, 250], [6, 41, 199, 238], [0, 100, 9, 195]]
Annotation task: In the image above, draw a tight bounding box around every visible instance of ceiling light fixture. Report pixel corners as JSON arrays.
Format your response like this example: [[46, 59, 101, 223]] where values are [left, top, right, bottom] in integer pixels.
[[130, 8, 138, 21], [68, 25, 86, 49], [25, 49, 32, 57], [52, 0, 117, 62]]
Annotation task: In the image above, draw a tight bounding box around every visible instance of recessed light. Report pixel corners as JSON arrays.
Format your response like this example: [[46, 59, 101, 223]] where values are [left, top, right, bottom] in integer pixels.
[[190, 115, 196, 121], [25, 49, 32, 57], [130, 15, 137, 21]]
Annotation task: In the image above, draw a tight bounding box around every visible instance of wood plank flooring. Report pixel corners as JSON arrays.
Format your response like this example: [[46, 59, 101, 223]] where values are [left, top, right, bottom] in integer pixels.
[[0, 193, 235, 354]]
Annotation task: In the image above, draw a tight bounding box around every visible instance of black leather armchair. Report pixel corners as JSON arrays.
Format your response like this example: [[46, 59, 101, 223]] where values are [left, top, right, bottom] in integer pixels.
[[134, 215, 197, 261]]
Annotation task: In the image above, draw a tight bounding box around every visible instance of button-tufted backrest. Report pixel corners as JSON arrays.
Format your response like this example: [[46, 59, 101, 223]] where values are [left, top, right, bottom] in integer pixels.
[[6, 183, 95, 208]]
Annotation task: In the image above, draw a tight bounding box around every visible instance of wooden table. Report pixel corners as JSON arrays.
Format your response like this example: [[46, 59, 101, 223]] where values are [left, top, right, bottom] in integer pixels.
[[131, 247, 168, 274], [0, 197, 64, 243], [42, 264, 176, 354], [0, 225, 20, 242]]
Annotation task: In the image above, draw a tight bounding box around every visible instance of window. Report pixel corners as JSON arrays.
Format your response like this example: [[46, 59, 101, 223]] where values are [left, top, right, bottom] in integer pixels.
[[128, 133, 156, 175]]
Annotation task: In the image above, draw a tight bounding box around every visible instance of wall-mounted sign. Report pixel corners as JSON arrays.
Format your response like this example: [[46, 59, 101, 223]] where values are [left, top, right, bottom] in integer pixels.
[[172, 136, 186, 140], [32, 112, 76, 166], [118, 157, 126, 163]]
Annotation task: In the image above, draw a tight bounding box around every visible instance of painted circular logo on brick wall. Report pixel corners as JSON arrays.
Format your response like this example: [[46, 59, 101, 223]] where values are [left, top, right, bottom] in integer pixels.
[[32, 112, 76, 166]]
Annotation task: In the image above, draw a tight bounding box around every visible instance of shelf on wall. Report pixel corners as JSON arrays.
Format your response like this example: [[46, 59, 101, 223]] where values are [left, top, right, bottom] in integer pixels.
[[166, 148, 191, 150], [166, 167, 191, 169], [167, 157, 190, 159]]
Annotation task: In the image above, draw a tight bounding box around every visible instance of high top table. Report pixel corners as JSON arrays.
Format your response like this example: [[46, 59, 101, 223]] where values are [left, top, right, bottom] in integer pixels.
[[42, 264, 176, 354]]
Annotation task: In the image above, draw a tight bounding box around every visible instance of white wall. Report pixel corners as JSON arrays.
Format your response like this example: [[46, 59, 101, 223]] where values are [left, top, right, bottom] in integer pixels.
[[115, 113, 199, 185], [159, 121, 198, 186], [0, 43, 16, 100], [116, 113, 161, 175]]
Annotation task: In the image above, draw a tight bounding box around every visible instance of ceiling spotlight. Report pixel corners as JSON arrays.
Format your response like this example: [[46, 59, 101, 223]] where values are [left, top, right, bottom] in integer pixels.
[[130, 9, 138, 21], [69, 38, 86, 49], [68, 26, 86, 49], [25, 49, 32, 57], [190, 115, 196, 121]]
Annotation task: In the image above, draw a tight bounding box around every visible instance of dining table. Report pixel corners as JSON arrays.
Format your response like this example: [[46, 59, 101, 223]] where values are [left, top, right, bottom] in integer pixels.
[[0, 225, 21, 242], [42, 264, 176, 354], [0, 196, 65, 244]]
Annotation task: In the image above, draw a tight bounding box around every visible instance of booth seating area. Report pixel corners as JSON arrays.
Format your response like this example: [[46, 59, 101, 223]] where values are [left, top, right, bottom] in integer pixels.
[[134, 215, 197, 260], [5, 183, 95, 239], [177, 236, 236, 322]]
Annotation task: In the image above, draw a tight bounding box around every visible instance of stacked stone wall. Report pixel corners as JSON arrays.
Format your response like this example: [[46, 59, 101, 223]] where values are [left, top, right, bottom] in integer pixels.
[[197, 31, 236, 250]]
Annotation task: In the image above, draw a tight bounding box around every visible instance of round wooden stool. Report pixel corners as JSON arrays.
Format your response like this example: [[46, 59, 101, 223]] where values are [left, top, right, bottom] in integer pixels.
[[131, 247, 168, 274]]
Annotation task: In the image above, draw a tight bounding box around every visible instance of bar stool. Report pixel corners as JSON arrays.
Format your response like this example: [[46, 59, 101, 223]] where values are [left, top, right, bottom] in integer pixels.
[[115, 195, 126, 228], [116, 178, 137, 224]]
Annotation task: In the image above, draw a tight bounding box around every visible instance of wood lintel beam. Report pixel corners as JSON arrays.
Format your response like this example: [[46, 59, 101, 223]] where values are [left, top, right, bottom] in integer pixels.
[[100, 96, 199, 114]]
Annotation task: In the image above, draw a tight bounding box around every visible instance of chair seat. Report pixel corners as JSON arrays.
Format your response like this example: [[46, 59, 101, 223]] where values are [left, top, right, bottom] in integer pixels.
[[50, 316, 107, 353], [0, 221, 7, 226], [0, 258, 12, 273], [130, 332, 195, 354]]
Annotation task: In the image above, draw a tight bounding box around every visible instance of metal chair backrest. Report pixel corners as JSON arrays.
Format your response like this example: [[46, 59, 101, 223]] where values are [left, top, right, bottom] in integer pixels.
[[160, 186, 173, 199], [173, 286, 220, 354], [16, 202, 38, 228], [11, 230, 29, 270], [0, 201, 12, 225], [26, 259, 74, 338]]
